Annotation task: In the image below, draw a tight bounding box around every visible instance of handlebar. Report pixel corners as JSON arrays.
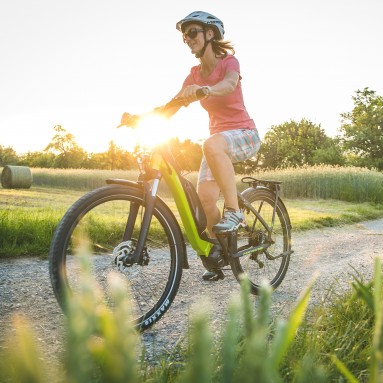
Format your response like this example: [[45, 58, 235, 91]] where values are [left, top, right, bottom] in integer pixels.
[[161, 87, 207, 110], [118, 88, 208, 128]]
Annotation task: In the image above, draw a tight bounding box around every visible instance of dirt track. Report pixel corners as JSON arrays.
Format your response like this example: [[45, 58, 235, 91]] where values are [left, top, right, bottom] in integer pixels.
[[1, 218, 382, 365]]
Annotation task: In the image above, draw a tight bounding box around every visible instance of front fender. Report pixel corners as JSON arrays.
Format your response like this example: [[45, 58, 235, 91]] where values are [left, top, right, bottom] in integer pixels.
[[106, 178, 142, 187], [106, 178, 190, 269]]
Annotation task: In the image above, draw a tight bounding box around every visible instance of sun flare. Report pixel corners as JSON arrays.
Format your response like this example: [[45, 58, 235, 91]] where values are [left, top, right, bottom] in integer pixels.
[[113, 113, 179, 152]]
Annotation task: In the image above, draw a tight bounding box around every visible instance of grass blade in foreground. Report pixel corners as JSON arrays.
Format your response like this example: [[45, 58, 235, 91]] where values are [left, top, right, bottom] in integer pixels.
[[269, 274, 317, 368], [176, 302, 214, 383], [330, 355, 359, 383], [370, 257, 383, 383], [333, 257, 383, 383], [1, 316, 46, 383]]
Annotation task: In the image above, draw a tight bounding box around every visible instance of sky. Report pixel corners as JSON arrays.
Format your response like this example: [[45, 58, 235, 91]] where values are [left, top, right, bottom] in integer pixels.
[[1, 0, 383, 154]]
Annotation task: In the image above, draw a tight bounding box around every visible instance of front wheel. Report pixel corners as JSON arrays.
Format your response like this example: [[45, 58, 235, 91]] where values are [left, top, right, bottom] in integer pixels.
[[231, 187, 292, 295], [49, 184, 184, 331]]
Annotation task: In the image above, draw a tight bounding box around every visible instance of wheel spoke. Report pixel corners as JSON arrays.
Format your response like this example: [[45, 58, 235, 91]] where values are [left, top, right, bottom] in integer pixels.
[[49, 185, 183, 331], [232, 188, 291, 294]]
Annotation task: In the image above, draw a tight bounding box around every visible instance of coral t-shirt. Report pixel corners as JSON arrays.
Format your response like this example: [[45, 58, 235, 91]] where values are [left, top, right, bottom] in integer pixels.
[[182, 55, 256, 135]]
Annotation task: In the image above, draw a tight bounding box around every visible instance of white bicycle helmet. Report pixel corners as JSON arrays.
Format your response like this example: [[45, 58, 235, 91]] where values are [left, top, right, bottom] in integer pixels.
[[176, 11, 225, 40]]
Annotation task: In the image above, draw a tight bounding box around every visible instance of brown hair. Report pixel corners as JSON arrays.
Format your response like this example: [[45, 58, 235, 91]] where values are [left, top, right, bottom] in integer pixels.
[[204, 25, 235, 56], [211, 39, 235, 57]]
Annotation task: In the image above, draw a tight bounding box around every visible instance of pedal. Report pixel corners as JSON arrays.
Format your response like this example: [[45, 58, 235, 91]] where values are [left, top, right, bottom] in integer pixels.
[[202, 269, 225, 281]]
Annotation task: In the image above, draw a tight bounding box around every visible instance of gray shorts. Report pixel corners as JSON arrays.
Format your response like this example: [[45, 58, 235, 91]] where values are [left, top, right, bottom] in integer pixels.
[[197, 129, 261, 184]]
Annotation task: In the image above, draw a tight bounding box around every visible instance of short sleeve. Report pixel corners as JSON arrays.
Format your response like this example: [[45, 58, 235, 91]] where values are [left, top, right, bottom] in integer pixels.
[[223, 55, 241, 76]]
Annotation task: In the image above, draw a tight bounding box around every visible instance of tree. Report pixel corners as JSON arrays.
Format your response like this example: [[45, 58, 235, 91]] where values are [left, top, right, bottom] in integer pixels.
[[105, 141, 135, 170], [168, 138, 203, 171], [45, 125, 87, 168], [0, 145, 19, 166], [259, 119, 342, 169], [311, 137, 344, 166], [339, 88, 383, 170], [18, 151, 56, 168]]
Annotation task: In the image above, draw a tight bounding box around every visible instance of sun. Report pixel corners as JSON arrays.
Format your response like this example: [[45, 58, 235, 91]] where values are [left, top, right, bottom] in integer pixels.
[[113, 113, 178, 152]]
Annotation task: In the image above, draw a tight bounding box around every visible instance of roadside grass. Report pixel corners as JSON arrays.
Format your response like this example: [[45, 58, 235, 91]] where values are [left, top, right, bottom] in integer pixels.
[[0, 252, 319, 382], [0, 187, 82, 257], [1, 185, 383, 257], [282, 258, 383, 382], [286, 199, 383, 231], [281, 284, 373, 382], [0, 208, 59, 256], [1, 251, 383, 382]]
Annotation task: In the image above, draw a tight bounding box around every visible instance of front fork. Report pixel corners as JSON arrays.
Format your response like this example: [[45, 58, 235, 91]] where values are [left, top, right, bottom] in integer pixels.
[[122, 173, 161, 266]]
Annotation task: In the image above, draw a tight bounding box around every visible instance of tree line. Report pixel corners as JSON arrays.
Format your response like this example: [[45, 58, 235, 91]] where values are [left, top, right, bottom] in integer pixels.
[[1, 88, 382, 172]]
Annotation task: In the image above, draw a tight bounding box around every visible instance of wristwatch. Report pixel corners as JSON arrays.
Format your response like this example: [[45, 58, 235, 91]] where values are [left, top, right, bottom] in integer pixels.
[[201, 86, 212, 97]]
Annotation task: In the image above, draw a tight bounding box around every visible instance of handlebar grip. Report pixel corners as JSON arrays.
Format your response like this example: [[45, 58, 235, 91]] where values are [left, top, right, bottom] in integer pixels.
[[118, 113, 140, 128], [153, 87, 209, 113]]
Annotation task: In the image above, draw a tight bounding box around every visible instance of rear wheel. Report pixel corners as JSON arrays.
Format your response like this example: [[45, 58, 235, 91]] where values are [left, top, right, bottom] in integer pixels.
[[49, 184, 184, 331], [231, 188, 292, 295]]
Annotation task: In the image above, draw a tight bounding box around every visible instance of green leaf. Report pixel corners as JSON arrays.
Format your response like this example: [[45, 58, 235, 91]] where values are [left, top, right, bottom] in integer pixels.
[[351, 277, 374, 311], [330, 354, 359, 383], [269, 274, 317, 367]]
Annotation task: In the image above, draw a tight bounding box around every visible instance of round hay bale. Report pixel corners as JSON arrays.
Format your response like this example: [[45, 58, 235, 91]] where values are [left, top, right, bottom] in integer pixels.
[[1, 165, 33, 189]]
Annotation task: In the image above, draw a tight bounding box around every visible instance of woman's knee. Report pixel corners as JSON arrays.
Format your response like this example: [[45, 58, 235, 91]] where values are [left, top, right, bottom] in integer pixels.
[[202, 134, 227, 158], [197, 183, 219, 212]]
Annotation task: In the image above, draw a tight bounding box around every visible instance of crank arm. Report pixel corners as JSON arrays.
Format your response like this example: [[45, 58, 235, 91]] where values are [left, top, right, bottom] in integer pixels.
[[264, 249, 294, 260], [232, 246, 293, 260], [231, 244, 269, 259]]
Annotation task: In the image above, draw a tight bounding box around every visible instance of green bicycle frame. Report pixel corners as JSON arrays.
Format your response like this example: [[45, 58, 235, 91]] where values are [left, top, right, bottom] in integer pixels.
[[151, 151, 213, 257]]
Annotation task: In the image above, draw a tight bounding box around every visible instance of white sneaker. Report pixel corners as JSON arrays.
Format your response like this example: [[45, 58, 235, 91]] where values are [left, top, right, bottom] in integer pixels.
[[212, 209, 246, 233]]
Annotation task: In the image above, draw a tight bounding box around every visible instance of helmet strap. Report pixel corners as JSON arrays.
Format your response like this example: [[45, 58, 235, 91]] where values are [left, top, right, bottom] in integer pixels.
[[195, 31, 212, 58]]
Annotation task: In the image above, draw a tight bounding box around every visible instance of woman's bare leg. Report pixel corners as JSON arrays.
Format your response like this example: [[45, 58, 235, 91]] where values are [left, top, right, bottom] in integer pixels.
[[202, 134, 239, 210], [197, 181, 221, 237]]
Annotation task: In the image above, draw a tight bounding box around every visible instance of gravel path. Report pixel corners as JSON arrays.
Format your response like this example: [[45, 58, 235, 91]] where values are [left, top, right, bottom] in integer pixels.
[[1, 218, 382, 365]]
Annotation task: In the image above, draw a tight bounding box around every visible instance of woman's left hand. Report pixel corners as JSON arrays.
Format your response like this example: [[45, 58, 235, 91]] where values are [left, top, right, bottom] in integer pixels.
[[179, 85, 204, 103]]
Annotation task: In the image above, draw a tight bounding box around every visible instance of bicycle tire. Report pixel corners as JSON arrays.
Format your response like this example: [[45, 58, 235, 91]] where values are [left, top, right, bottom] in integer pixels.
[[231, 187, 292, 295], [49, 184, 184, 331]]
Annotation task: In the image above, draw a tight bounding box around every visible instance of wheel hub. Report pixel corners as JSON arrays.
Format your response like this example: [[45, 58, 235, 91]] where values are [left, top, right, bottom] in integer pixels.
[[113, 241, 135, 271], [113, 240, 150, 270]]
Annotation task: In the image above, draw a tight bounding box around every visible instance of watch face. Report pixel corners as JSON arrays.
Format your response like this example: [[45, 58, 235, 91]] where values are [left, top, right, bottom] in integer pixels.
[[202, 87, 210, 96]]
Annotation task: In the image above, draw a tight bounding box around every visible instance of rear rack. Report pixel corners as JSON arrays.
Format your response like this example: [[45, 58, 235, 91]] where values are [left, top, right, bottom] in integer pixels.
[[241, 176, 282, 192]]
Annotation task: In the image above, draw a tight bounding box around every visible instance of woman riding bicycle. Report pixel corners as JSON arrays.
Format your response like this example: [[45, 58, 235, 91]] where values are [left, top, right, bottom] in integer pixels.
[[122, 11, 261, 280]]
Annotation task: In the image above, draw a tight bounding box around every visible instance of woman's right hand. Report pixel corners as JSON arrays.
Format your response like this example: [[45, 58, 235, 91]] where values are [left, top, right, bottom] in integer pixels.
[[120, 112, 132, 125], [119, 112, 139, 128]]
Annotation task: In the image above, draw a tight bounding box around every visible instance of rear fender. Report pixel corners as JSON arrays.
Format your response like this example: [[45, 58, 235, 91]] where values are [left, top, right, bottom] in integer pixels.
[[241, 186, 292, 230]]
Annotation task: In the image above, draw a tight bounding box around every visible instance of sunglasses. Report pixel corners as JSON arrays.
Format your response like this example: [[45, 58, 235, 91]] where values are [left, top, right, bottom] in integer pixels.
[[183, 28, 204, 43]]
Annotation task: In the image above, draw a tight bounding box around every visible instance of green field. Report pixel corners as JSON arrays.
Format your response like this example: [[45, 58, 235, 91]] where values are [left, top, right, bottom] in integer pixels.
[[5, 165, 383, 202], [1, 165, 383, 257], [2, 166, 383, 382]]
